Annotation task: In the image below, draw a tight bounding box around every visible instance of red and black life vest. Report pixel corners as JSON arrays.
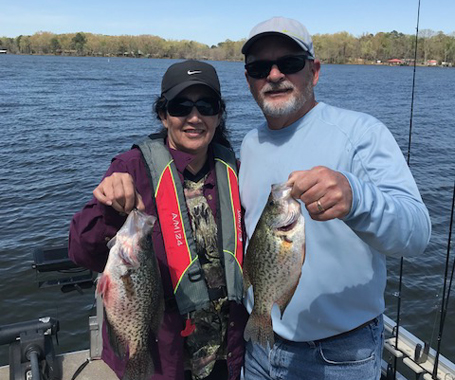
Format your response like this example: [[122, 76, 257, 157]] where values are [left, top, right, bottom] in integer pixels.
[[136, 136, 243, 315]]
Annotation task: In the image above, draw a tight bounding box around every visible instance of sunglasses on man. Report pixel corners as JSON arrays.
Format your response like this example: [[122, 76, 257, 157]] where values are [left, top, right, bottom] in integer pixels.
[[166, 97, 221, 117], [245, 54, 309, 79]]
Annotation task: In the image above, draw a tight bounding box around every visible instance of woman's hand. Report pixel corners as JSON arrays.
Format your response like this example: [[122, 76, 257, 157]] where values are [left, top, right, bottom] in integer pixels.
[[93, 172, 145, 214]]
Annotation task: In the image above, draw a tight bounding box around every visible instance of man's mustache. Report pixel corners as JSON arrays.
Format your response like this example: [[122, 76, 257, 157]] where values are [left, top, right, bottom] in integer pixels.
[[261, 81, 295, 94]]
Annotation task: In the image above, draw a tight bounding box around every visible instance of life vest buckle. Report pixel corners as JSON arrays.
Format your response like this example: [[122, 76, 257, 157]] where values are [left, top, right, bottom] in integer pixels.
[[187, 266, 203, 282], [208, 286, 227, 301]]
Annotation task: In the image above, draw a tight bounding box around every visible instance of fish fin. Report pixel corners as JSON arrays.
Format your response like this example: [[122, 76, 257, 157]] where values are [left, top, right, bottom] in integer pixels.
[[244, 309, 274, 348], [122, 348, 154, 380], [104, 310, 127, 359], [277, 297, 293, 319], [243, 268, 251, 296], [276, 277, 301, 319], [96, 274, 110, 303]]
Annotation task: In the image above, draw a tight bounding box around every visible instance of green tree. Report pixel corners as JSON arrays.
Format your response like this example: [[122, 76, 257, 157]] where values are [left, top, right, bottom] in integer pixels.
[[15, 35, 22, 50], [358, 33, 375, 61], [2, 29, 454, 64], [444, 36, 455, 63], [72, 32, 87, 55], [30, 31, 54, 54], [50, 37, 61, 54], [19, 36, 32, 54]]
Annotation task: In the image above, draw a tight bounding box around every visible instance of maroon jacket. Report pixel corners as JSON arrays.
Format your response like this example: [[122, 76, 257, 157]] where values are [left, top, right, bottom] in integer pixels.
[[68, 143, 248, 380]]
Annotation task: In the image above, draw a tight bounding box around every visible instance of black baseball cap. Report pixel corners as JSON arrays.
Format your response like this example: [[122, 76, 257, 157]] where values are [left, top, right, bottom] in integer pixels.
[[161, 60, 221, 101]]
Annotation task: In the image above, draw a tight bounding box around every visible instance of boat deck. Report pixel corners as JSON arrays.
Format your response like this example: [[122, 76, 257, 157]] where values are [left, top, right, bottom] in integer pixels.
[[0, 350, 116, 380]]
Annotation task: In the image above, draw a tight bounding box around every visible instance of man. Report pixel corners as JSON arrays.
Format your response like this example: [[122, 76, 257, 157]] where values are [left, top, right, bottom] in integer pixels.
[[238, 16, 431, 380]]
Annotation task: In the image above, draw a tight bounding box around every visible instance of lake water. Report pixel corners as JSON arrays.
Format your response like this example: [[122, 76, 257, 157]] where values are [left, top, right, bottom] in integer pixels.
[[0, 54, 454, 366]]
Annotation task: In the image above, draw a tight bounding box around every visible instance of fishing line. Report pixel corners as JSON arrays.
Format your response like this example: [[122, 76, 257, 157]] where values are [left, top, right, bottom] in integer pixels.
[[432, 178, 455, 379], [393, 0, 420, 378]]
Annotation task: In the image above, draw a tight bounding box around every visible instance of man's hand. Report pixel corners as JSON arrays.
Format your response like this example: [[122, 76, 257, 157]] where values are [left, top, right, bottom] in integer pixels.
[[287, 166, 352, 221], [93, 172, 145, 214]]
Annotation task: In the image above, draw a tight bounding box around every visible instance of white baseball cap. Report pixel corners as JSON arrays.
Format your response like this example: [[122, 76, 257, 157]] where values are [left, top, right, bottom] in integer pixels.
[[242, 16, 315, 59]]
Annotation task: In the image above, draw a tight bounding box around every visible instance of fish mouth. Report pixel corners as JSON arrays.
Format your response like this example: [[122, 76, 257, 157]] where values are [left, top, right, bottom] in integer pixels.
[[271, 208, 299, 231], [277, 218, 298, 232], [269, 182, 301, 231]]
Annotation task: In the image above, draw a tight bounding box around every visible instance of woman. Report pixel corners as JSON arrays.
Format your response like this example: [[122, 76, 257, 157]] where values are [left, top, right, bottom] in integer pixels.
[[69, 60, 247, 380]]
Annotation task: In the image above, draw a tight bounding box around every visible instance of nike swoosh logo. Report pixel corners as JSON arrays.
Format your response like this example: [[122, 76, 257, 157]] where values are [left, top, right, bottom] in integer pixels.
[[187, 70, 202, 75]]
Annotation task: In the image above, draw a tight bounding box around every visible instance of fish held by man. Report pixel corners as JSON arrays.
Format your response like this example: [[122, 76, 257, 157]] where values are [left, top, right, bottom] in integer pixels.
[[243, 183, 306, 347], [96, 209, 164, 380]]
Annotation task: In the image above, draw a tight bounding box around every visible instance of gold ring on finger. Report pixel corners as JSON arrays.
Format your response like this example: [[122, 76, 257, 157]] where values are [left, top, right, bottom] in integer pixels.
[[316, 199, 325, 213]]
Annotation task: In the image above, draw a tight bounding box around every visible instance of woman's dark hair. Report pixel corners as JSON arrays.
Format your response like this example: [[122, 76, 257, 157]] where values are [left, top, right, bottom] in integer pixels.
[[153, 95, 232, 149]]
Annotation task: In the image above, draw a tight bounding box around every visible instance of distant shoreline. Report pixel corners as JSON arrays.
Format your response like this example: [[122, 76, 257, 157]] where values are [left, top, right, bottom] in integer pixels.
[[1, 52, 453, 68], [1, 30, 454, 67]]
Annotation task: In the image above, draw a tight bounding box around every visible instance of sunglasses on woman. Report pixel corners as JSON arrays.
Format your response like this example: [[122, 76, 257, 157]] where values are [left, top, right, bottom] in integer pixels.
[[166, 97, 221, 117], [245, 55, 309, 79]]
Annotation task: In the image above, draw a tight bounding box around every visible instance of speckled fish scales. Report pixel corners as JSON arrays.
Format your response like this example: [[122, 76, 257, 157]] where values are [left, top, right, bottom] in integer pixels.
[[97, 210, 164, 380], [243, 183, 306, 348]]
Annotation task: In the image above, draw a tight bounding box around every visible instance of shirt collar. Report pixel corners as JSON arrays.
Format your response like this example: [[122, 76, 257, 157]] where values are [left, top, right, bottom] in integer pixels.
[[166, 139, 216, 185]]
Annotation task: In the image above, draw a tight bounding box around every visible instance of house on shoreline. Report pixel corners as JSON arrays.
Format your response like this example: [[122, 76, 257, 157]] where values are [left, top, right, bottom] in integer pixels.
[[0, 47, 7, 54], [387, 58, 406, 66]]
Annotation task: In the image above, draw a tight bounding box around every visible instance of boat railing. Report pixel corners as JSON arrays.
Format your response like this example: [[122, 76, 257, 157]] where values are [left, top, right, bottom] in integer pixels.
[[2, 244, 455, 380], [0, 245, 101, 380], [381, 315, 455, 380], [0, 317, 61, 380], [32, 245, 104, 360]]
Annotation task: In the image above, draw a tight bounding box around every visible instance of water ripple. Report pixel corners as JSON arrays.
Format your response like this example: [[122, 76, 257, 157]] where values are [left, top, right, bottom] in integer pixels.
[[0, 55, 454, 364]]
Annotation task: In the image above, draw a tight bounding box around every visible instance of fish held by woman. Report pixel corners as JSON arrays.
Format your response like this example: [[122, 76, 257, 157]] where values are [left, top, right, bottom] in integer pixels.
[[97, 209, 164, 380], [243, 183, 306, 347]]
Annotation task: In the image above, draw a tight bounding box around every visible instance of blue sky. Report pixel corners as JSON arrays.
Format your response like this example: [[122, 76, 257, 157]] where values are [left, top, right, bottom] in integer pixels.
[[1, 0, 454, 45]]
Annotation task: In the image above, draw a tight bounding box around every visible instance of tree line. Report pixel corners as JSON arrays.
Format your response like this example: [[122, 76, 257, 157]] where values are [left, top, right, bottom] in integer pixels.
[[1, 29, 454, 64], [0, 32, 244, 61]]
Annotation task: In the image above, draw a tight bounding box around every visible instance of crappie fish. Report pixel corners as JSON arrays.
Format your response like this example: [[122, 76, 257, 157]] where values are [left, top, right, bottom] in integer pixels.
[[243, 183, 305, 347], [97, 209, 164, 380]]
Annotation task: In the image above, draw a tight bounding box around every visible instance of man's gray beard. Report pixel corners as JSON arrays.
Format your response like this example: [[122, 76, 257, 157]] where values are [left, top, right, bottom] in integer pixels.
[[258, 81, 313, 118], [260, 95, 303, 117]]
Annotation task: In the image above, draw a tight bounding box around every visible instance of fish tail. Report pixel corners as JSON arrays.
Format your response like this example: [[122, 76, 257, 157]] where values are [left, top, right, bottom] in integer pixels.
[[122, 349, 154, 380], [244, 310, 274, 348]]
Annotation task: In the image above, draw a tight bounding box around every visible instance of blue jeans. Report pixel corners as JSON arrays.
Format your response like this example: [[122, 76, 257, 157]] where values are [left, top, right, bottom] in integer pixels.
[[244, 315, 384, 380]]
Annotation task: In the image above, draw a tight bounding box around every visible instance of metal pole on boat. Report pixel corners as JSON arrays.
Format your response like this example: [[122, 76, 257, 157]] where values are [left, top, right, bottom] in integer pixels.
[[432, 178, 455, 379], [27, 349, 41, 380]]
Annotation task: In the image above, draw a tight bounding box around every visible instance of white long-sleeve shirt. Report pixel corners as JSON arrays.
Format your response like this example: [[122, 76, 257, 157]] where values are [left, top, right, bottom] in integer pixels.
[[239, 102, 431, 341]]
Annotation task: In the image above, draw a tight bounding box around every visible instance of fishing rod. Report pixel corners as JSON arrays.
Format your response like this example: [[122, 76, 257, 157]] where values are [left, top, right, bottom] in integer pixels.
[[406, 0, 420, 165], [393, 0, 421, 378], [432, 178, 455, 379]]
